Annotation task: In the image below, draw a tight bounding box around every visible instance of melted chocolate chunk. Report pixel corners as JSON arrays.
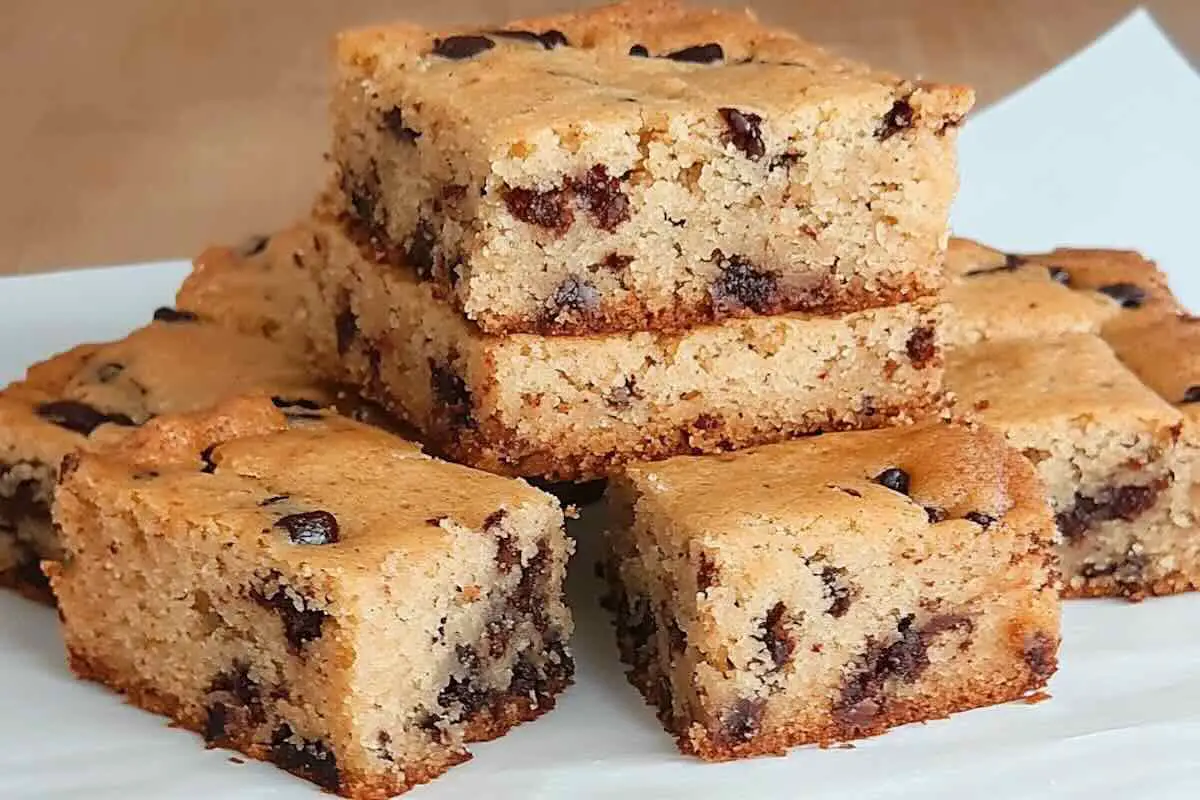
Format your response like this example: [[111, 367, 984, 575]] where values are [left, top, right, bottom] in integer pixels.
[[905, 326, 937, 367], [252, 578, 329, 651], [271, 396, 322, 411], [710, 252, 780, 314], [237, 235, 269, 257], [697, 552, 719, 591], [503, 185, 573, 233], [490, 29, 569, 49], [758, 602, 794, 667], [431, 35, 495, 60], [1183, 385, 1200, 404], [1004, 253, 1026, 269], [1098, 282, 1147, 309], [548, 276, 601, 318], [1046, 265, 1071, 285], [270, 724, 341, 792], [428, 360, 474, 429], [924, 505, 948, 524], [1022, 631, 1058, 681], [821, 565, 854, 617], [381, 107, 421, 143], [406, 220, 438, 279], [715, 697, 764, 746], [205, 662, 264, 743], [629, 44, 649, 57], [1080, 544, 1147, 585], [153, 307, 199, 323], [275, 510, 340, 545], [36, 401, 136, 436], [964, 511, 996, 529], [1055, 482, 1164, 541], [875, 97, 914, 141], [203, 703, 230, 743], [260, 494, 289, 507], [717, 107, 765, 160], [601, 252, 633, 272], [666, 43, 724, 64], [199, 445, 218, 474], [568, 165, 630, 231], [874, 467, 911, 496], [342, 162, 386, 238], [335, 303, 358, 356]]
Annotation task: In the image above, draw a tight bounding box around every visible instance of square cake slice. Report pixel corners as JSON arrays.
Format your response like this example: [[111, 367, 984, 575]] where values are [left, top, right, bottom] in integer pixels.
[[0, 311, 330, 602], [50, 397, 573, 798], [603, 422, 1059, 758], [332, 0, 972, 334], [947, 334, 1199, 599], [182, 213, 946, 480]]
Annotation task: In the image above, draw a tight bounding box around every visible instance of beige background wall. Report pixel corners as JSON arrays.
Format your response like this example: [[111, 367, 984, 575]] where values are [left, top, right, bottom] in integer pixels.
[[2, 0, 1196, 275]]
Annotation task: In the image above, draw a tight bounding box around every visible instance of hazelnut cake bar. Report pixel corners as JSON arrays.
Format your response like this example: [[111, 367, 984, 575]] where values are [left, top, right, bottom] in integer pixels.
[[947, 334, 1198, 600], [0, 311, 328, 602], [332, 0, 973, 334], [602, 422, 1059, 758], [50, 397, 573, 798], [181, 213, 946, 481]]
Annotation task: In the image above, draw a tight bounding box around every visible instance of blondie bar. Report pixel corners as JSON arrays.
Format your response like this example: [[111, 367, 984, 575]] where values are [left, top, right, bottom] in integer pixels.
[[184, 213, 946, 480], [332, 0, 973, 334], [0, 313, 327, 601], [603, 422, 1058, 758], [947, 334, 1198, 599], [50, 397, 573, 798]]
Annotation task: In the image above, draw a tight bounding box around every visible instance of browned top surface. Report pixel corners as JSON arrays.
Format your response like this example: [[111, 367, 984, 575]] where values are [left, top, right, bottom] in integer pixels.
[[2, 0, 1196, 275]]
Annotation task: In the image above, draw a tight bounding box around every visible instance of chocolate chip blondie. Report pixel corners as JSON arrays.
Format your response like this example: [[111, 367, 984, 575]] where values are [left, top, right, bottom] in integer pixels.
[[50, 397, 573, 798], [0, 313, 328, 601], [186, 212, 946, 480], [332, 0, 972, 334], [602, 422, 1058, 758], [947, 334, 1198, 600]]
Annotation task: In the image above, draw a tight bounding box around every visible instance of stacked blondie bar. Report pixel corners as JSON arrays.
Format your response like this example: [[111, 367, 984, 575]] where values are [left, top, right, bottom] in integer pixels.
[[15, 0, 1198, 796]]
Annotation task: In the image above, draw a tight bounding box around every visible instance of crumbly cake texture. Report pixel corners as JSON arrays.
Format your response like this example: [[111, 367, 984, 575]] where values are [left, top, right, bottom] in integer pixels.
[[50, 397, 573, 799], [947, 334, 1199, 600], [602, 422, 1059, 758], [0, 315, 328, 602], [190, 213, 946, 480], [331, 0, 973, 335], [181, 228, 341, 374], [943, 237, 1180, 347]]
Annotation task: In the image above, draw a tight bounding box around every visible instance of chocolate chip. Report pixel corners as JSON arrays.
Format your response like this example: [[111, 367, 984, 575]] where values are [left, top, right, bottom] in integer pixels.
[[275, 511, 340, 545], [406, 220, 438, 279], [237, 235, 270, 257], [600, 252, 633, 272], [503, 185, 573, 233], [717, 107, 765, 160], [965, 511, 996, 529], [836, 615, 928, 726], [568, 165, 630, 231], [667, 616, 687, 653], [199, 445, 218, 474], [629, 44, 649, 57], [710, 251, 780, 314], [697, 552, 719, 591], [1004, 253, 1026, 269], [924, 506, 948, 524], [875, 97, 914, 141], [270, 724, 340, 792], [1022, 631, 1057, 681], [95, 362, 124, 383], [1046, 265, 1071, 285], [206, 661, 264, 742], [428, 360, 474, 430], [204, 703, 229, 743], [490, 29, 569, 49], [758, 602, 794, 667], [437, 675, 489, 716], [36, 401, 136, 436], [431, 35, 495, 60], [1081, 544, 1147, 586], [271, 396, 322, 411], [153, 307, 199, 323], [1182, 386, 1200, 404], [381, 107, 420, 143], [342, 161, 386, 239], [874, 467, 911, 496], [1056, 482, 1164, 541], [716, 697, 764, 745], [769, 151, 803, 171], [905, 326, 937, 367], [1098, 282, 1147, 309], [666, 43, 724, 64], [548, 276, 601, 318], [260, 494, 289, 506], [484, 509, 508, 531], [252, 581, 328, 651], [821, 566, 854, 618], [335, 305, 358, 356]]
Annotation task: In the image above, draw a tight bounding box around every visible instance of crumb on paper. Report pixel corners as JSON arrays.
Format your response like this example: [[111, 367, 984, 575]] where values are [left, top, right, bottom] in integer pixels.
[[229, 756, 246, 764], [1022, 690, 1052, 705]]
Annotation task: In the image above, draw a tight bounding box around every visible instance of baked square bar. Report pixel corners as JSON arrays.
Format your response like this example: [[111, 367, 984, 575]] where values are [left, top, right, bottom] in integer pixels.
[[332, 0, 973, 334], [50, 397, 573, 798], [181, 213, 946, 480], [602, 422, 1058, 758], [947, 334, 1198, 599], [0, 312, 328, 602]]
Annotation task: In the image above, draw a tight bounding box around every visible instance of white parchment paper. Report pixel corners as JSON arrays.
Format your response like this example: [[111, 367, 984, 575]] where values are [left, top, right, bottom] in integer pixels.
[[2, 10, 1199, 799]]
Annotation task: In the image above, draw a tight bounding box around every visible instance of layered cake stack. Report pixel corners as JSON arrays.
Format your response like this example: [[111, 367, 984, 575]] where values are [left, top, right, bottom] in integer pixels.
[[22, 1, 1200, 797]]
